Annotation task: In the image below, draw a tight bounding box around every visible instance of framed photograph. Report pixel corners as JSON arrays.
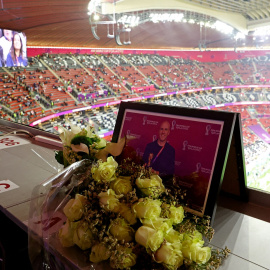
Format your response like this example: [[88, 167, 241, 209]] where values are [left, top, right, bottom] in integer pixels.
[[112, 101, 240, 219]]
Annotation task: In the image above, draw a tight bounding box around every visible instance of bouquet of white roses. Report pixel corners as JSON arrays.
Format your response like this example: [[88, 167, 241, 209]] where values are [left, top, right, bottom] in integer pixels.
[[28, 124, 229, 270], [54, 157, 230, 270]]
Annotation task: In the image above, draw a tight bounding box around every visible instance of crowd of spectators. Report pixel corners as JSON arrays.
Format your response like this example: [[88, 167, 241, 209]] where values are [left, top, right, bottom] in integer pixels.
[[1, 51, 270, 192], [1, 52, 270, 136]]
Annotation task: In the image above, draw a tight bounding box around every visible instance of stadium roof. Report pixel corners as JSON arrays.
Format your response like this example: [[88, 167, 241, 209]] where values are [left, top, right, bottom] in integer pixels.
[[1, 0, 270, 50]]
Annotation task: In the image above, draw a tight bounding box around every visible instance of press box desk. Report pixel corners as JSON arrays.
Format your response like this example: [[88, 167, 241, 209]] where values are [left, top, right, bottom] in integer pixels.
[[0, 121, 269, 270]]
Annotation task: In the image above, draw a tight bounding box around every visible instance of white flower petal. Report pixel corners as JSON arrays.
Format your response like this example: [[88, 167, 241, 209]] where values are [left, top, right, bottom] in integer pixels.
[[71, 143, 89, 154]]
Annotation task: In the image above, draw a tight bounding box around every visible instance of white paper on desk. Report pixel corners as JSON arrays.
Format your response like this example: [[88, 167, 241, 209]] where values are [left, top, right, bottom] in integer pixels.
[[0, 135, 30, 150], [0, 179, 19, 193]]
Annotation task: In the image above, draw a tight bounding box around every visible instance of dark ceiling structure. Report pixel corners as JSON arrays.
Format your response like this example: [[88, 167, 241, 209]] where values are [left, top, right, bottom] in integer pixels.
[[0, 0, 270, 50]]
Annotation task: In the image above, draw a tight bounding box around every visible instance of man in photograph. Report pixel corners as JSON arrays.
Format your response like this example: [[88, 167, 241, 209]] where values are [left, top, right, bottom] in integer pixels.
[[143, 121, 175, 181]]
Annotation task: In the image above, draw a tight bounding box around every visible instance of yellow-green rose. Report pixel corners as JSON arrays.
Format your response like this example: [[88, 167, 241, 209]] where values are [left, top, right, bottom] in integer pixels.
[[142, 217, 173, 234], [90, 242, 111, 263], [165, 228, 183, 247], [182, 238, 211, 264], [58, 219, 78, 247], [136, 175, 165, 198], [183, 230, 203, 242], [118, 203, 137, 225], [135, 225, 164, 252], [91, 166, 101, 181], [109, 218, 135, 242], [132, 198, 162, 220], [63, 194, 86, 221], [92, 157, 118, 182], [193, 246, 211, 264], [98, 189, 120, 212], [155, 242, 184, 269], [110, 176, 132, 195], [73, 221, 94, 250], [166, 205, 185, 225]]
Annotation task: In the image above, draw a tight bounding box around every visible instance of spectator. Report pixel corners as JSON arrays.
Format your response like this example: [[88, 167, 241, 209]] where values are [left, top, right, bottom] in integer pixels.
[[0, 29, 13, 64], [6, 32, 27, 67], [0, 45, 3, 67]]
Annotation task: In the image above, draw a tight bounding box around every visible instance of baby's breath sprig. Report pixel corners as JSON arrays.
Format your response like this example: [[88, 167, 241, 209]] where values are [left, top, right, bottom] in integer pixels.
[[176, 214, 215, 242], [159, 184, 186, 207], [116, 158, 142, 178], [175, 217, 197, 236], [123, 189, 139, 205]]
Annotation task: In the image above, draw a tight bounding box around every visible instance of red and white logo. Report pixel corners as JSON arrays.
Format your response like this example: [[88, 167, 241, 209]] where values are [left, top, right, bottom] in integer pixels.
[[0, 136, 30, 149], [0, 180, 19, 193]]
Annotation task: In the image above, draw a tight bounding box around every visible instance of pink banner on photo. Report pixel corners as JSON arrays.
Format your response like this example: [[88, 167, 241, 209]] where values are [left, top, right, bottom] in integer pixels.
[[118, 110, 223, 213]]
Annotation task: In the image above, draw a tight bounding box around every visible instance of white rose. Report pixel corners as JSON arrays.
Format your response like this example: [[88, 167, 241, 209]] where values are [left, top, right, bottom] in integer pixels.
[[109, 218, 135, 242], [136, 175, 165, 198], [167, 205, 185, 225], [110, 177, 132, 195], [73, 221, 94, 250], [58, 219, 77, 247], [135, 226, 164, 252], [142, 217, 173, 234], [155, 242, 184, 269], [98, 189, 120, 212], [63, 194, 86, 221], [90, 242, 111, 263], [132, 198, 162, 220]]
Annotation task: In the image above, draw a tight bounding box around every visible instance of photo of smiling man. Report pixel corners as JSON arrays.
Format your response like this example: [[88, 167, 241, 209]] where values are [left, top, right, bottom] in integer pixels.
[[143, 121, 175, 181]]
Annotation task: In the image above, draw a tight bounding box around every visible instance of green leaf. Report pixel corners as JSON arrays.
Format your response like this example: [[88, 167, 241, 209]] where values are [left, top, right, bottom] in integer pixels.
[[55, 150, 64, 165], [71, 135, 93, 146]]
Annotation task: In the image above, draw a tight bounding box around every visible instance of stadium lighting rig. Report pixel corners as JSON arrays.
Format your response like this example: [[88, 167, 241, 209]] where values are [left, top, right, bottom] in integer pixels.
[[253, 25, 270, 37], [87, 1, 246, 46]]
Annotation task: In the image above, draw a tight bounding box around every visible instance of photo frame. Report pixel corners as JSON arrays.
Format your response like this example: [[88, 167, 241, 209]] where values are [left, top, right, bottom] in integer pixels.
[[112, 101, 246, 221]]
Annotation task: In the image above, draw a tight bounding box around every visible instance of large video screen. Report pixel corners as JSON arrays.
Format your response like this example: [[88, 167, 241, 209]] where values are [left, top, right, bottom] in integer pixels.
[[0, 28, 28, 67]]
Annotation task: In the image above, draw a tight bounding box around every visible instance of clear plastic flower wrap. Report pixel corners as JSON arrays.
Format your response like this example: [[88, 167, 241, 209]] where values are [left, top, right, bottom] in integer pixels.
[[28, 159, 110, 270]]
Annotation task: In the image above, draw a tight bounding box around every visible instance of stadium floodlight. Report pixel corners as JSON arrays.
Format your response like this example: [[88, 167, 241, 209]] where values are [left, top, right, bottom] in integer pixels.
[[149, 12, 184, 23], [118, 15, 140, 26], [174, 14, 184, 22], [213, 21, 233, 35], [118, 15, 128, 24], [235, 32, 245, 40], [254, 26, 270, 36], [88, 0, 101, 15], [149, 13, 159, 23], [93, 14, 100, 21]]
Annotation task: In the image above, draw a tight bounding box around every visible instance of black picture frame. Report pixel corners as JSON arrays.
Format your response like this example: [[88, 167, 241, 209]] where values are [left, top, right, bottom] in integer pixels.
[[112, 101, 246, 221]]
